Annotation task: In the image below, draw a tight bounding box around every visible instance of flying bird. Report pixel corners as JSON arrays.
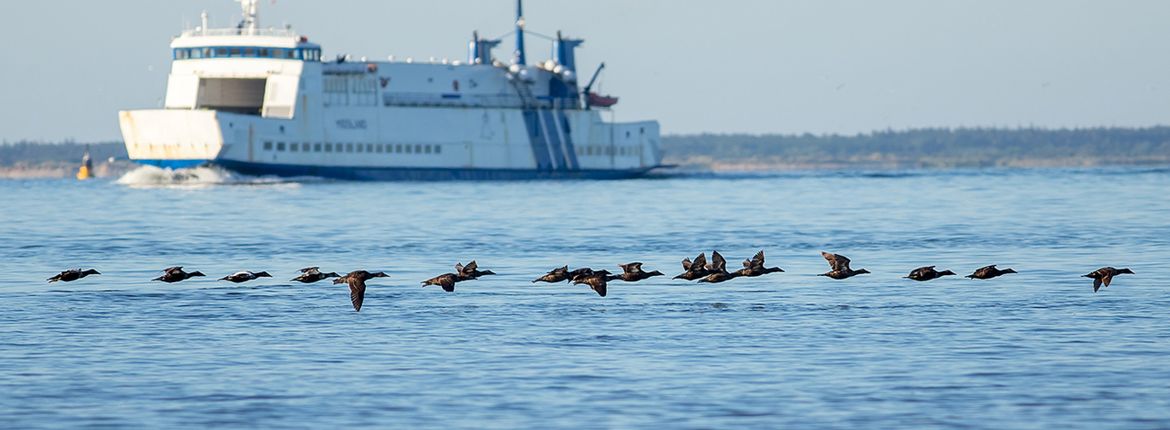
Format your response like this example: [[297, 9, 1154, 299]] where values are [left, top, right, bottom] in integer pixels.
[[965, 265, 1016, 280], [673, 253, 710, 281], [573, 269, 617, 297], [616, 262, 665, 282], [423, 273, 461, 293], [533, 266, 571, 283], [736, 250, 784, 277], [698, 251, 741, 283], [292, 268, 341, 283], [904, 266, 956, 282], [456, 261, 496, 280], [333, 270, 389, 312], [219, 271, 272, 283], [1083, 267, 1134, 293], [819, 252, 870, 280], [47, 268, 101, 283], [152, 266, 205, 283]]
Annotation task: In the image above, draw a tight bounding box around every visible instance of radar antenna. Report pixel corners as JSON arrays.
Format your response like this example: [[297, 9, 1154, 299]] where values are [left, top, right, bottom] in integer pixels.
[[236, 0, 260, 35]]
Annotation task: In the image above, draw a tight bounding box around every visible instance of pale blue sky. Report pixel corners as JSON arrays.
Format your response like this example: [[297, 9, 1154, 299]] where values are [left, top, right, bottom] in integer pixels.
[[1, 0, 1169, 141]]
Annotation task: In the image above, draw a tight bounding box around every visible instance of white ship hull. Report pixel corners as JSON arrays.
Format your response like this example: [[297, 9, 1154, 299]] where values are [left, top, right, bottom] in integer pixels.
[[118, 2, 663, 181], [120, 104, 661, 180]]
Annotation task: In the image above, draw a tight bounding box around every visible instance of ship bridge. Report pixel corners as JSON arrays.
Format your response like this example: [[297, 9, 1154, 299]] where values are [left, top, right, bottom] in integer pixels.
[[161, 1, 319, 119]]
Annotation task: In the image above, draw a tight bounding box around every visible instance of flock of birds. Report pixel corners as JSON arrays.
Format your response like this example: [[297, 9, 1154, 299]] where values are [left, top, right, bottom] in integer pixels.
[[46, 251, 1135, 312]]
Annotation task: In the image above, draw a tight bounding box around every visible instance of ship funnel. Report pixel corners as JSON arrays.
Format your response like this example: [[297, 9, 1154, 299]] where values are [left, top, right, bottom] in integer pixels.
[[469, 31, 501, 65], [554, 31, 584, 74]]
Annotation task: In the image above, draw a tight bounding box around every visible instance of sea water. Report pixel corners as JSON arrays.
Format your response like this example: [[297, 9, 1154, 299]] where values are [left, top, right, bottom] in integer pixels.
[[1, 166, 1168, 428]]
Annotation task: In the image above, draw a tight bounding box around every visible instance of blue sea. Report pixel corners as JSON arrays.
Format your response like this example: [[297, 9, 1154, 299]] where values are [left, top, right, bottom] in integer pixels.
[[1, 166, 1169, 429]]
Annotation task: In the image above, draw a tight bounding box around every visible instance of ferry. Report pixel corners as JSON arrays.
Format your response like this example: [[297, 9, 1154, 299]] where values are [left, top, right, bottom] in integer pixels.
[[118, 0, 664, 180]]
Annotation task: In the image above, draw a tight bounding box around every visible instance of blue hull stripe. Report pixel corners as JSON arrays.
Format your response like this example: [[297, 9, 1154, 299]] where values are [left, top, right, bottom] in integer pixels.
[[134, 159, 652, 181], [136, 159, 211, 170], [521, 110, 554, 170], [539, 109, 568, 170], [555, 111, 580, 169]]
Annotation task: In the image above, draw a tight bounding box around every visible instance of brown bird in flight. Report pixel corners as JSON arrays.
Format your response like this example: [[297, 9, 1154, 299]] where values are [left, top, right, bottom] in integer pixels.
[[904, 266, 956, 282], [1084, 267, 1134, 293], [965, 265, 1016, 280], [47, 268, 101, 283], [333, 270, 389, 312], [819, 252, 870, 280]]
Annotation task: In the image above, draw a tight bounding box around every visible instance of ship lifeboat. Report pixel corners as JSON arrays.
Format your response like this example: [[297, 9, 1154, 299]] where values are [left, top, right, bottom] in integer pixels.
[[587, 92, 619, 108]]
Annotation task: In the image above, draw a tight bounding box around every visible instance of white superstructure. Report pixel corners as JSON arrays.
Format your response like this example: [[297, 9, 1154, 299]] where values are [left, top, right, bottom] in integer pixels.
[[119, 0, 663, 180]]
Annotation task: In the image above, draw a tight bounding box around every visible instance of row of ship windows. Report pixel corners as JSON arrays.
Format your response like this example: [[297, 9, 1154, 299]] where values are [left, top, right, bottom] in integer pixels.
[[575, 145, 644, 157], [262, 141, 641, 157], [263, 141, 442, 155], [174, 47, 322, 61]]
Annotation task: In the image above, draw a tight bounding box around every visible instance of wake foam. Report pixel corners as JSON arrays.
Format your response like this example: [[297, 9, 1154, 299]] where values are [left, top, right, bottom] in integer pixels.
[[116, 165, 306, 188]]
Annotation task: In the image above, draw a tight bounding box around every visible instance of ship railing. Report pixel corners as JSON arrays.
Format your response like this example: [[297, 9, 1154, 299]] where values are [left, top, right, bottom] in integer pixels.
[[181, 28, 299, 38]]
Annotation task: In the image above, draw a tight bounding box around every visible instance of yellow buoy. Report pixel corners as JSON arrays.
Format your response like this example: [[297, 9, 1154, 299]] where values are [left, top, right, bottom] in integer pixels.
[[76, 146, 93, 180]]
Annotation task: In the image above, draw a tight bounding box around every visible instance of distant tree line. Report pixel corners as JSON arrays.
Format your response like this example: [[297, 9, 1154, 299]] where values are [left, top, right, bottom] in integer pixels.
[[660, 127, 1170, 168], [0, 141, 125, 166]]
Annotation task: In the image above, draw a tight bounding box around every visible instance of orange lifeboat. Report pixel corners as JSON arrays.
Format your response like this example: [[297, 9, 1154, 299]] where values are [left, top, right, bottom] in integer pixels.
[[587, 92, 619, 108]]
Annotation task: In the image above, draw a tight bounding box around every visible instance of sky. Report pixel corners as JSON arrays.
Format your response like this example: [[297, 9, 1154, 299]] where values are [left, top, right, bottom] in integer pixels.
[[1, 0, 1169, 141]]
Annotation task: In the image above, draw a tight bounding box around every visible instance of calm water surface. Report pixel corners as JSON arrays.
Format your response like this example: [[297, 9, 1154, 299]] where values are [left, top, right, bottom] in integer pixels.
[[1, 166, 1169, 428]]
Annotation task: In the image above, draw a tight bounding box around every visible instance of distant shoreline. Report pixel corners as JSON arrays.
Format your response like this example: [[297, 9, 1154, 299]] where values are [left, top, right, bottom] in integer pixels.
[[4, 126, 1170, 178]]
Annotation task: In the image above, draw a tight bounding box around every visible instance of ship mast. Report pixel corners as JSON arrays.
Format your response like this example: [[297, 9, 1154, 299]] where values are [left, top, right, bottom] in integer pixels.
[[514, 0, 527, 65], [237, 0, 259, 35]]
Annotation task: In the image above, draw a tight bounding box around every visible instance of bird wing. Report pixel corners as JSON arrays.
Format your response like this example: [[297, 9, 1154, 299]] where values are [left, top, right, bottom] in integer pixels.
[[454, 263, 465, 274], [464, 261, 478, 273], [1093, 277, 1103, 293], [163, 266, 183, 274], [1102, 273, 1114, 288], [822, 252, 850, 271], [751, 250, 766, 267], [693, 253, 708, 270], [300, 267, 320, 273], [348, 278, 366, 312], [621, 262, 643, 274], [681, 258, 693, 271], [710, 251, 727, 272], [588, 277, 608, 297], [440, 276, 456, 293]]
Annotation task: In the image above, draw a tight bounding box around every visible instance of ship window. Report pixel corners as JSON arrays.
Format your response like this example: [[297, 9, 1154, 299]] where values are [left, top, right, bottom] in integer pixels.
[[276, 142, 286, 151], [286, 50, 296, 59], [215, 48, 228, 57], [435, 145, 441, 154], [244, 48, 256, 57], [230, 48, 241, 56], [290, 143, 299, 152], [375, 144, 384, 153], [404, 145, 412, 154], [346, 143, 354, 153], [325, 143, 333, 152], [415, 144, 423, 154], [625, 131, 631, 138], [314, 143, 322, 152], [396, 144, 404, 153], [263, 141, 273, 151], [365, 144, 373, 153], [258, 48, 269, 58], [356, 144, 364, 153], [272, 48, 284, 58], [190, 49, 203, 59], [424, 145, 432, 154]]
